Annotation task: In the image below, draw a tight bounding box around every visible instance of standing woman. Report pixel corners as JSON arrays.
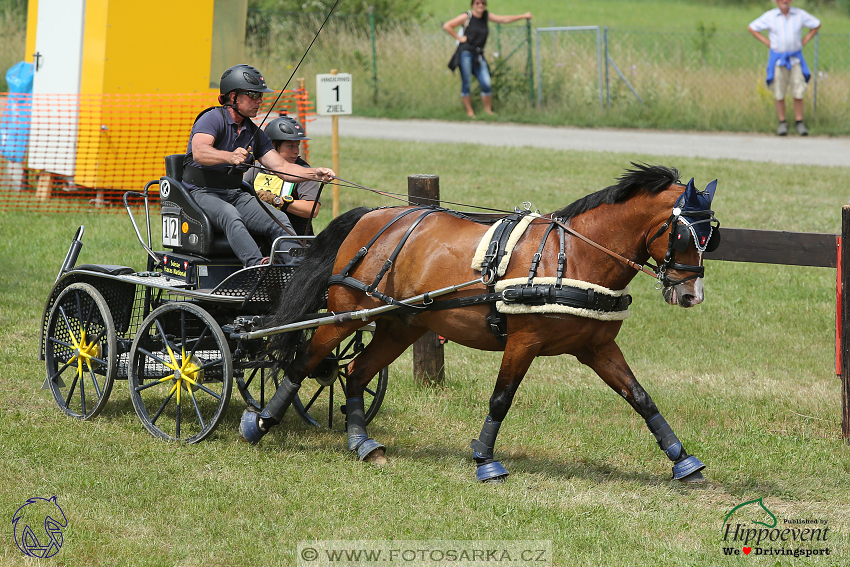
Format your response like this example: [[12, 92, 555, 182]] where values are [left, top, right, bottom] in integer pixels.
[[443, 0, 532, 118]]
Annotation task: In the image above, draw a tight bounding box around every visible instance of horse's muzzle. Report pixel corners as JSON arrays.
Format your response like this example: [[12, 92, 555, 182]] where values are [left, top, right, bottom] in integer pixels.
[[662, 278, 704, 308]]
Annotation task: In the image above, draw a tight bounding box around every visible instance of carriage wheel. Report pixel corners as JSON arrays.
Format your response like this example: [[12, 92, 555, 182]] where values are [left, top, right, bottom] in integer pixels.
[[44, 283, 117, 420], [234, 344, 279, 411], [293, 327, 389, 430], [128, 302, 232, 443]]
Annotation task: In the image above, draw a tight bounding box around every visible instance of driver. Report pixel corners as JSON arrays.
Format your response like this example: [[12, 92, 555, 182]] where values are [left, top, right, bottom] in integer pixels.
[[182, 64, 335, 267]]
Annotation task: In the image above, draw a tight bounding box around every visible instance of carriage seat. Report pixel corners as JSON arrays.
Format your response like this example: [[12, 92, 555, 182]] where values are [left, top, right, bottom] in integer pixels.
[[160, 154, 266, 258]]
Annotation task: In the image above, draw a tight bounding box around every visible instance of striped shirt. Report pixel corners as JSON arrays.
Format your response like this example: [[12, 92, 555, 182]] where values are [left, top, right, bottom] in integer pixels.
[[749, 7, 820, 66]]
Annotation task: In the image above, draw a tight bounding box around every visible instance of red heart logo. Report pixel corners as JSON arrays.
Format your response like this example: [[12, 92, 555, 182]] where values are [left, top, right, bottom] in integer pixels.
[[743, 547, 751, 555]]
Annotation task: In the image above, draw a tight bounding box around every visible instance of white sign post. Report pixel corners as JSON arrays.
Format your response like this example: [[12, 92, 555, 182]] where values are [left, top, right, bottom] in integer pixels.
[[316, 72, 352, 116], [316, 71, 352, 218]]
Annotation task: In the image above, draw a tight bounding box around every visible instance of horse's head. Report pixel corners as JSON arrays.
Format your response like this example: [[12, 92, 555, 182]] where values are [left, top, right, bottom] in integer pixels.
[[646, 178, 720, 308]]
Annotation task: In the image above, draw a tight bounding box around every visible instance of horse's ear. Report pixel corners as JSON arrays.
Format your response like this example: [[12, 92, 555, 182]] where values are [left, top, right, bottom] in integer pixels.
[[702, 179, 717, 203]]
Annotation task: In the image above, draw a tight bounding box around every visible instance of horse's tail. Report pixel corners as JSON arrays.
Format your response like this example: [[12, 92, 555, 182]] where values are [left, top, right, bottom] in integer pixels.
[[268, 206, 373, 364]]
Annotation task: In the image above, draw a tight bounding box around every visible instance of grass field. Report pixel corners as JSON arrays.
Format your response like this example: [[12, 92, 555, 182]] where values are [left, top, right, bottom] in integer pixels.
[[1, 136, 849, 565]]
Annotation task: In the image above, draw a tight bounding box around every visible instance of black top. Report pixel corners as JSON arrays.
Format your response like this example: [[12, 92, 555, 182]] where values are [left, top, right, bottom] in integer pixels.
[[461, 10, 488, 52]]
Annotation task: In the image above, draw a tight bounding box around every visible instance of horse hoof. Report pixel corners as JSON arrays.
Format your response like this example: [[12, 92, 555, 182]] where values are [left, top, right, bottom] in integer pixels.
[[356, 438, 385, 462], [363, 448, 387, 466], [238, 410, 266, 445], [672, 455, 706, 481], [476, 461, 509, 482], [678, 470, 706, 483]]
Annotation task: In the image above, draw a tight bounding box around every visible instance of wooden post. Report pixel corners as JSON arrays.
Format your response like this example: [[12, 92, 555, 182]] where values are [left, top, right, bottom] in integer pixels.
[[331, 69, 339, 218], [842, 206, 850, 443], [409, 174, 444, 386], [36, 171, 53, 201]]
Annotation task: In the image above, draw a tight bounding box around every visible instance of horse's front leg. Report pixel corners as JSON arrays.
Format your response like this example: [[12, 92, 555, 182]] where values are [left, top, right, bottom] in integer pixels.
[[472, 338, 541, 482], [577, 342, 706, 482], [344, 319, 427, 465], [239, 321, 364, 444]]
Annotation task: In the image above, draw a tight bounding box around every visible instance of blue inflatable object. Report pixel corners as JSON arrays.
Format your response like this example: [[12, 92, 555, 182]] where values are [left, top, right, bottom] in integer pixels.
[[0, 61, 34, 163]]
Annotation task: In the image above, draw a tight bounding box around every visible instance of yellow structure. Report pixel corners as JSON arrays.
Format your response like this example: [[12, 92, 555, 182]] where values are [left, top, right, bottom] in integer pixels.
[[24, 0, 248, 191]]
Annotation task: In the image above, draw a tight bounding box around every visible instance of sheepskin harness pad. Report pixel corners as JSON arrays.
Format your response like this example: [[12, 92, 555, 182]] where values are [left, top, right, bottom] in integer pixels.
[[466, 211, 631, 341], [326, 207, 632, 343]]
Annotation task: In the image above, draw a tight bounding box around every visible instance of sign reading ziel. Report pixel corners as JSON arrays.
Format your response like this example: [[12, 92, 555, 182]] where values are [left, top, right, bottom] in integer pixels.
[[316, 73, 352, 116]]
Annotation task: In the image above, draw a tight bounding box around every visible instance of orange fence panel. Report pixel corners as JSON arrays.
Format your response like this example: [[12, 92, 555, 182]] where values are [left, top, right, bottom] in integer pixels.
[[0, 90, 315, 213]]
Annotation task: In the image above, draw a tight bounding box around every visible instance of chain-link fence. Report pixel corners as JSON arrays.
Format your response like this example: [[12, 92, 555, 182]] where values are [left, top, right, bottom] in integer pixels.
[[244, 11, 847, 133], [533, 27, 849, 133]]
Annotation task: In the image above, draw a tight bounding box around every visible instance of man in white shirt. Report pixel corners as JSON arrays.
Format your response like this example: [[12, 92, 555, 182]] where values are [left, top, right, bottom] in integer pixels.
[[748, 0, 820, 136]]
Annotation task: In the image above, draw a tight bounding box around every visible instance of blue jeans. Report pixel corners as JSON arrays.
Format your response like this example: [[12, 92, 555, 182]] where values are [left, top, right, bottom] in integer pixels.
[[459, 50, 492, 97]]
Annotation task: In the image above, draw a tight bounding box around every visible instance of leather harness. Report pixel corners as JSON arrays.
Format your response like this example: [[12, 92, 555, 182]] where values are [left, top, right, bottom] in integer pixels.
[[327, 207, 632, 343]]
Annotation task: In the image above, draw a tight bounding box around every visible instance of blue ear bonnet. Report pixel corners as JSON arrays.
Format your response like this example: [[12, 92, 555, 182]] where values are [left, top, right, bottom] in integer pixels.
[[674, 178, 717, 252]]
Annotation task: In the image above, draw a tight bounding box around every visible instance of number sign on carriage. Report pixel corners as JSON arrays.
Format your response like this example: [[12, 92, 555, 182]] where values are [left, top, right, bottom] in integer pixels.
[[316, 73, 352, 116]]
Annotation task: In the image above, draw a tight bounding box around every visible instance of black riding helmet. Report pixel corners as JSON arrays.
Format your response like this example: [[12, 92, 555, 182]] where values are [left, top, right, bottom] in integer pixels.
[[265, 116, 311, 141], [218, 64, 275, 104]]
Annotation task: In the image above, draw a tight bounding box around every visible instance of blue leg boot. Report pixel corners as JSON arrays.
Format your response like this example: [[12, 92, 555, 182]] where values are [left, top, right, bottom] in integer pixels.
[[646, 413, 706, 482], [470, 415, 509, 482], [239, 377, 300, 445], [346, 397, 385, 461]]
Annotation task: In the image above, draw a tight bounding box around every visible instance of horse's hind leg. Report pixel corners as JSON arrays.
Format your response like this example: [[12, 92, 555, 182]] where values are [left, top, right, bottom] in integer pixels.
[[577, 342, 705, 482], [472, 340, 541, 482], [344, 319, 427, 464], [239, 320, 364, 444]]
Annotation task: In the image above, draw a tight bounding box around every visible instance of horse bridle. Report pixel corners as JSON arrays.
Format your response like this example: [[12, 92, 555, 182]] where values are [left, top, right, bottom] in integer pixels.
[[547, 204, 718, 290], [645, 206, 718, 288]]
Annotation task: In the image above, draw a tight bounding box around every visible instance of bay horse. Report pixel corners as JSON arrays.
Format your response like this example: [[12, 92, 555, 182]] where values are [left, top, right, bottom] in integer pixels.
[[239, 163, 719, 483]]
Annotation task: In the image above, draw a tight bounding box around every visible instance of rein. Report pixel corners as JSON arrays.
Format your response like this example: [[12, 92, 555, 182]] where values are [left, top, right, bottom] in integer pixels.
[[276, 171, 706, 288], [547, 217, 658, 279]]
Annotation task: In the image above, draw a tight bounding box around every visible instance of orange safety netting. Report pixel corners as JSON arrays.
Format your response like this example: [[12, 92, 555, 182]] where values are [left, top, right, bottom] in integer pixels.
[[0, 88, 315, 213]]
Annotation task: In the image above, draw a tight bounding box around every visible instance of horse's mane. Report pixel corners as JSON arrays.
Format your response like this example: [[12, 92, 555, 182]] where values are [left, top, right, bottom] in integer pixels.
[[552, 162, 681, 220]]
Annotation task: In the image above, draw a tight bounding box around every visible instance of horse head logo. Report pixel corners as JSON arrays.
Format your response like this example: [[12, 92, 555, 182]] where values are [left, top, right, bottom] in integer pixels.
[[723, 497, 777, 529], [12, 496, 68, 558]]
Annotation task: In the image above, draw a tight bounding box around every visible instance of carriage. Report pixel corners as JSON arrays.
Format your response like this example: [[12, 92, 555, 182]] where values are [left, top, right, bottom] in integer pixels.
[[38, 155, 388, 444], [40, 158, 720, 483]]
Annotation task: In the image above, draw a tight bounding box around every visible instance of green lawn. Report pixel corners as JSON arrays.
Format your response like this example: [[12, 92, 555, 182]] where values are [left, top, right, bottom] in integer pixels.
[[1, 136, 849, 565]]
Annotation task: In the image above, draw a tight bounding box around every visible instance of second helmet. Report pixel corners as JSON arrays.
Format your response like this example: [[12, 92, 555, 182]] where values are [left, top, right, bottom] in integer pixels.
[[265, 116, 311, 141]]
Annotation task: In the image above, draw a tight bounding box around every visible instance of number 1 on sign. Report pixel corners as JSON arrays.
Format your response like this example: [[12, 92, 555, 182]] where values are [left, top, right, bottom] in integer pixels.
[[332, 85, 339, 101]]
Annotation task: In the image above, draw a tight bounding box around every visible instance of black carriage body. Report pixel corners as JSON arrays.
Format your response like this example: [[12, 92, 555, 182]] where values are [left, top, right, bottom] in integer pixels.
[[38, 153, 389, 442]]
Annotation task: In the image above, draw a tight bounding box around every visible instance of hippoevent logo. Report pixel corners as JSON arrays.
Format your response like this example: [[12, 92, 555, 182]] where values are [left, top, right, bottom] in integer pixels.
[[720, 497, 831, 558], [12, 496, 68, 558]]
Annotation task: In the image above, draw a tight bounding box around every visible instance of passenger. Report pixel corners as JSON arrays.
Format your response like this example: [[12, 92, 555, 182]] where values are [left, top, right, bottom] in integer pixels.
[[243, 116, 321, 236], [182, 64, 335, 266]]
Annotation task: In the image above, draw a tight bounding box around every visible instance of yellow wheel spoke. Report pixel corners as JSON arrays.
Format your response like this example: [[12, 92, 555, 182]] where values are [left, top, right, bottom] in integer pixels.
[[181, 374, 199, 387], [165, 345, 180, 371]]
